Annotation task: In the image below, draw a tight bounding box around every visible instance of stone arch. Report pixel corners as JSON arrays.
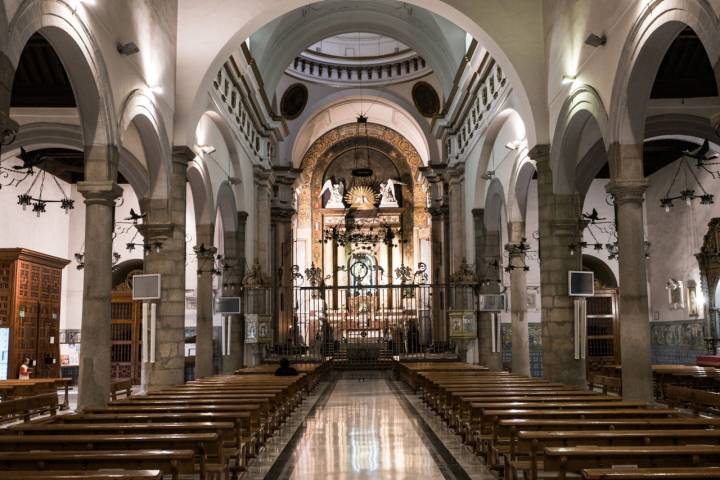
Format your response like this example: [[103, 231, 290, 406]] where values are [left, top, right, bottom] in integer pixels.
[[119, 90, 171, 202], [551, 84, 609, 195], [187, 159, 215, 228], [473, 108, 524, 209], [609, 0, 720, 153], [6, 0, 118, 177], [508, 157, 536, 224], [215, 181, 238, 234], [178, 0, 544, 149], [484, 177, 506, 233], [582, 254, 618, 289], [289, 90, 436, 168], [645, 113, 720, 144]]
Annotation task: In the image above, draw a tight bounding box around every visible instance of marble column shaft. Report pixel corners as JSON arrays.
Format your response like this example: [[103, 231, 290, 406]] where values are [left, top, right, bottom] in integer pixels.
[[607, 162, 653, 401], [139, 149, 190, 390], [194, 224, 215, 379], [507, 222, 530, 377], [533, 145, 586, 387], [77, 179, 122, 410], [473, 208, 503, 371]]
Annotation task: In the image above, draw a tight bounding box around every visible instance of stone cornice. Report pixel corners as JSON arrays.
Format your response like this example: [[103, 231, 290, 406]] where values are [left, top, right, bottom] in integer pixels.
[[135, 223, 174, 243], [253, 164, 275, 188]]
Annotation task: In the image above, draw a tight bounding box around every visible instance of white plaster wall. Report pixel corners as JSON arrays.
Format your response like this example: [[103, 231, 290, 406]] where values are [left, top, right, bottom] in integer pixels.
[[581, 179, 620, 283], [645, 160, 720, 322]]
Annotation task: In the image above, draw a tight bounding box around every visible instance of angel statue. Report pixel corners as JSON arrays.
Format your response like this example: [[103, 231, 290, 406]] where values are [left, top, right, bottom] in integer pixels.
[[379, 178, 404, 208], [320, 179, 345, 208]]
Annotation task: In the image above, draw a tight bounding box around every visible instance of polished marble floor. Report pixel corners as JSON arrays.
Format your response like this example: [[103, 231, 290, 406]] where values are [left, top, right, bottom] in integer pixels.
[[271, 373, 457, 479]]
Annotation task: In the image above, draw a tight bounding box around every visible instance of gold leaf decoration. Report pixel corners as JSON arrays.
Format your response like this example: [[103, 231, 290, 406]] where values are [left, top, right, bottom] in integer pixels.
[[345, 185, 379, 210]]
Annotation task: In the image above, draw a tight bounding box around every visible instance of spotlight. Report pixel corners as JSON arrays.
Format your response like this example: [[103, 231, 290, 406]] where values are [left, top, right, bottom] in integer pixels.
[[117, 42, 140, 56], [198, 145, 216, 155], [481, 170, 495, 180], [562, 74, 577, 85], [584, 33, 607, 47], [148, 85, 163, 95]]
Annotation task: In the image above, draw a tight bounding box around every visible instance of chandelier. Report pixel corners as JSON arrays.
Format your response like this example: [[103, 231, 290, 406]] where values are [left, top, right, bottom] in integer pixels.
[[504, 237, 532, 272], [659, 148, 714, 212], [351, 114, 374, 178], [7, 148, 75, 216], [321, 219, 404, 248]]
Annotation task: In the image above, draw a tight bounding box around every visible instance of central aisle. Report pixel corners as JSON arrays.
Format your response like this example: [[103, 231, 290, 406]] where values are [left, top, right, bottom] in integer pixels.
[[282, 375, 446, 479]]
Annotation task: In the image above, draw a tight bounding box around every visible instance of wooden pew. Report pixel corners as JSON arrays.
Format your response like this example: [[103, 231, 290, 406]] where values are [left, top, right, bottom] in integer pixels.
[[0, 392, 58, 423], [588, 374, 623, 395], [0, 433, 223, 480], [512, 429, 720, 480], [0, 449, 196, 480], [664, 384, 720, 416], [582, 467, 720, 479], [543, 445, 720, 480], [2, 470, 162, 480], [111, 379, 133, 401]]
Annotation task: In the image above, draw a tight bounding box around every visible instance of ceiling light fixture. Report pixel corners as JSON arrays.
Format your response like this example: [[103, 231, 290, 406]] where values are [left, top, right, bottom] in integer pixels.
[[659, 147, 715, 212], [584, 33, 607, 47]]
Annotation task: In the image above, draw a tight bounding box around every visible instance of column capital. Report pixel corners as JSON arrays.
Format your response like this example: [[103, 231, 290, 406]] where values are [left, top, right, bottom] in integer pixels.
[[606, 179, 649, 205], [172, 145, 196, 166], [271, 206, 295, 222], [428, 205, 449, 219], [253, 165, 275, 188], [237, 211, 249, 223], [77, 180, 122, 205], [550, 217, 582, 238], [528, 144, 550, 163], [135, 223, 174, 244], [471, 208, 484, 219]]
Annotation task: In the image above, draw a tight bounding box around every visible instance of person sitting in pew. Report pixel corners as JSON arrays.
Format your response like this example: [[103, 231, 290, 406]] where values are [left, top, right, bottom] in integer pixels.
[[275, 358, 298, 377]]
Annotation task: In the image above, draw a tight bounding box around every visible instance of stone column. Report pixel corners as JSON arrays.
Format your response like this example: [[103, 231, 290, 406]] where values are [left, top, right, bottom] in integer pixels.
[[533, 145, 586, 387], [507, 222, 530, 376], [76, 179, 122, 410], [194, 224, 215, 379], [254, 166, 274, 274], [607, 172, 652, 401], [473, 208, 503, 371], [138, 147, 190, 390], [220, 221, 242, 373], [226, 212, 248, 371]]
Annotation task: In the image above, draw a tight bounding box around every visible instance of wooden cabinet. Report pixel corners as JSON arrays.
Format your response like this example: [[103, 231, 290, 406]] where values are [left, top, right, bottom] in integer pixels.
[[586, 288, 619, 374], [110, 288, 142, 384], [0, 249, 69, 380]]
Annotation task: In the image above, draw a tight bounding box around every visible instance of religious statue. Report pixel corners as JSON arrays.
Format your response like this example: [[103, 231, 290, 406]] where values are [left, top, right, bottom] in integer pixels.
[[320, 179, 345, 208], [379, 178, 404, 208]]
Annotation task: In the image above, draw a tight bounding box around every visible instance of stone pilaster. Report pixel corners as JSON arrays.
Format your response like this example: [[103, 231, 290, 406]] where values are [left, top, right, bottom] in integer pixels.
[[607, 164, 652, 401], [533, 145, 586, 387], [429, 205, 449, 342], [447, 163, 466, 274], [473, 208, 503, 371], [137, 147, 191, 390], [76, 179, 122, 410], [254, 166, 274, 274], [194, 224, 216, 379], [507, 222, 530, 376]]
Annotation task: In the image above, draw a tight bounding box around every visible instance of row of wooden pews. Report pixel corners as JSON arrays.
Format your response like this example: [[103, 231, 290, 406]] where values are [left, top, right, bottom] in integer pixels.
[[0, 362, 324, 480], [398, 362, 720, 480]]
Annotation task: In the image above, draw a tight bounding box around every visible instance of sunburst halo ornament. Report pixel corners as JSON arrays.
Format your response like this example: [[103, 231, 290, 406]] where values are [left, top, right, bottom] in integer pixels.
[[345, 185, 379, 210]]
